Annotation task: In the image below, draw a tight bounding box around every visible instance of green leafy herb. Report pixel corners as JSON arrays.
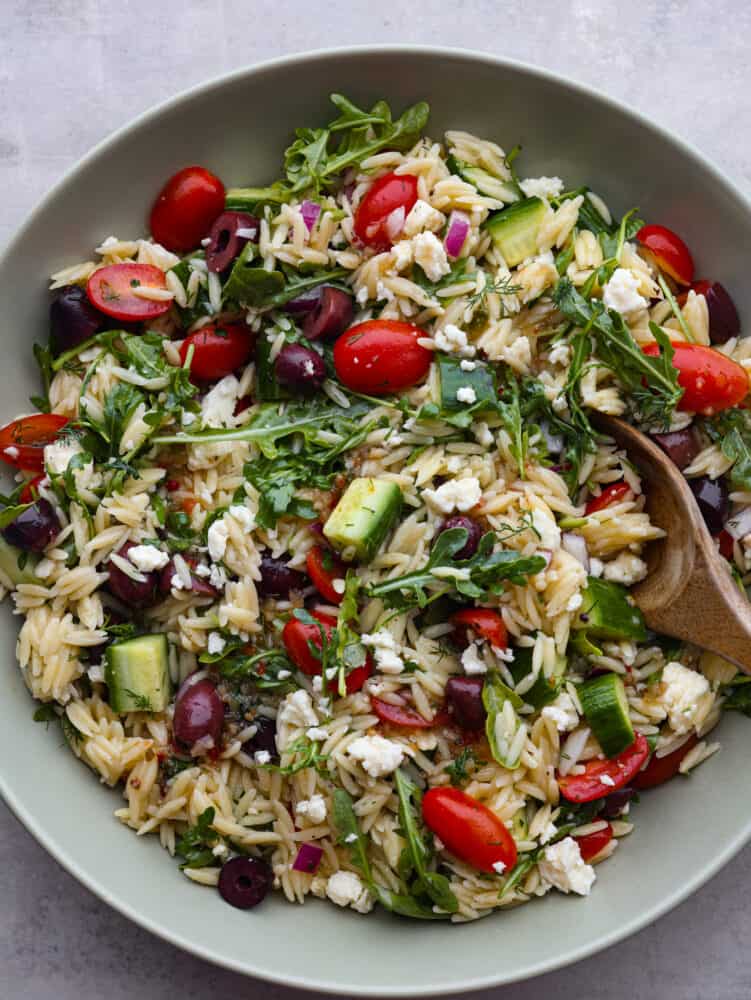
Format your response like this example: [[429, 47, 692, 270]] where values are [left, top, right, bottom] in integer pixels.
[[704, 408, 751, 491], [200, 642, 295, 690], [445, 746, 479, 787], [270, 734, 329, 776], [175, 807, 218, 869], [483, 672, 526, 769], [33, 704, 58, 727], [723, 675, 751, 717], [32, 343, 54, 411]]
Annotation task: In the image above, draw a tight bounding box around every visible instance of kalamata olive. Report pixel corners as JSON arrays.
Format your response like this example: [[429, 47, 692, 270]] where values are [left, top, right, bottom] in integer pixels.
[[689, 476, 729, 535], [283, 285, 324, 315], [303, 287, 355, 341], [243, 715, 278, 761], [206, 211, 259, 273], [438, 516, 483, 560], [600, 787, 635, 818], [651, 426, 701, 470], [173, 677, 225, 748], [445, 676, 486, 731], [274, 344, 326, 393], [50, 286, 103, 355], [218, 856, 273, 909], [2, 498, 59, 552], [157, 556, 219, 598], [257, 554, 306, 598], [106, 541, 159, 607], [695, 280, 740, 344]]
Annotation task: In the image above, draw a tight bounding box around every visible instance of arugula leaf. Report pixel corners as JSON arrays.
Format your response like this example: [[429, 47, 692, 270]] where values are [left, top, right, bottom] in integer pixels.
[[200, 643, 295, 690], [704, 409, 751, 490], [175, 807, 218, 869], [223, 244, 285, 305], [33, 704, 58, 727], [32, 343, 54, 411], [167, 253, 214, 327], [269, 734, 329, 775]]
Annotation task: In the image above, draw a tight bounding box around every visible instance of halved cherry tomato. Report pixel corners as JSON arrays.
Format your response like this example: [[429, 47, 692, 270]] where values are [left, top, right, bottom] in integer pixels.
[[717, 530, 735, 560], [637, 224, 694, 285], [353, 172, 418, 250], [558, 733, 650, 803], [575, 823, 613, 862], [282, 611, 371, 693], [422, 786, 518, 874], [450, 608, 507, 650], [86, 263, 171, 322], [632, 734, 698, 790], [149, 166, 225, 252], [19, 474, 45, 503], [642, 341, 748, 415], [0, 414, 69, 472], [585, 481, 632, 515], [179, 322, 254, 381], [306, 545, 346, 605], [334, 320, 432, 395], [371, 696, 450, 729]]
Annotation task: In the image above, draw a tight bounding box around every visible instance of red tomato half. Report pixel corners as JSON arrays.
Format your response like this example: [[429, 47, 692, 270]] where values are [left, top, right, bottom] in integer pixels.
[[558, 733, 650, 803], [642, 341, 748, 415], [0, 414, 69, 472], [306, 545, 346, 605], [422, 787, 518, 874], [632, 735, 698, 790], [576, 823, 613, 863], [585, 481, 632, 515], [450, 608, 508, 650], [19, 473, 45, 503], [149, 166, 225, 252], [637, 224, 694, 285], [86, 264, 171, 322], [333, 320, 432, 395], [371, 696, 450, 729], [353, 172, 418, 250], [282, 611, 371, 693], [179, 323, 254, 381]]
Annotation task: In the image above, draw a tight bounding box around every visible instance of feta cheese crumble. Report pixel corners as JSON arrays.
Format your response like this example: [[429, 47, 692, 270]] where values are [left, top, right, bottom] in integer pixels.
[[347, 734, 404, 777], [402, 199, 445, 237], [325, 871, 373, 913], [295, 794, 327, 825], [602, 268, 648, 315], [434, 323, 475, 357], [423, 476, 482, 514], [541, 692, 579, 732], [126, 545, 169, 573], [659, 661, 710, 734], [538, 837, 596, 896], [200, 374, 239, 428], [44, 439, 82, 475], [456, 385, 477, 405], [461, 642, 487, 676], [602, 552, 648, 586], [412, 231, 450, 283], [519, 175, 565, 200], [207, 632, 226, 656], [530, 506, 561, 551], [361, 630, 405, 674], [492, 860, 507, 874]]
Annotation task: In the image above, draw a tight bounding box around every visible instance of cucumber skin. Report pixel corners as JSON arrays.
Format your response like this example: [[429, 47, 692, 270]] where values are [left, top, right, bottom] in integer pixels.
[[0, 535, 39, 586], [579, 673, 634, 758], [323, 478, 402, 562], [509, 645, 566, 709], [438, 355, 496, 411], [105, 634, 171, 714], [578, 577, 647, 642], [484, 197, 547, 267]]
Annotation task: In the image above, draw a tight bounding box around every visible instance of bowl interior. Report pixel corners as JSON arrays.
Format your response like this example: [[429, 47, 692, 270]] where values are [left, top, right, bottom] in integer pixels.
[[2, 48, 750, 996]]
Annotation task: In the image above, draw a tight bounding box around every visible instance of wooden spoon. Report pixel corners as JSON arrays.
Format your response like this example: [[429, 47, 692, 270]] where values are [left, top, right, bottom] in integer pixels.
[[593, 414, 751, 673]]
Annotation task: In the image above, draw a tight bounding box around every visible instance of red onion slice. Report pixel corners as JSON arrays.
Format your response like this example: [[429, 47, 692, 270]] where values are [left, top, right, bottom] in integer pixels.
[[444, 210, 471, 259], [292, 843, 323, 873], [562, 532, 590, 572], [301, 200, 321, 233]]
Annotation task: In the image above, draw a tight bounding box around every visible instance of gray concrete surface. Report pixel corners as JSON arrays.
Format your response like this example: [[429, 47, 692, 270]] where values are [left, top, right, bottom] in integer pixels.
[[2, 1, 751, 996]]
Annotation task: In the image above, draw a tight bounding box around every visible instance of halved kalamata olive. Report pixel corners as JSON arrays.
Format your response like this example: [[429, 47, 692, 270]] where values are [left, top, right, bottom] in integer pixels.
[[206, 212, 259, 273], [689, 476, 729, 535], [50, 286, 103, 355], [694, 280, 740, 344], [445, 676, 486, 731], [600, 787, 635, 818], [243, 715, 278, 761], [218, 856, 273, 909], [303, 287, 354, 341], [438, 516, 483, 560], [106, 541, 159, 607], [651, 426, 701, 470], [283, 286, 324, 315], [157, 556, 219, 598], [2, 498, 60, 552], [274, 344, 326, 393], [257, 554, 306, 598], [173, 677, 225, 748]]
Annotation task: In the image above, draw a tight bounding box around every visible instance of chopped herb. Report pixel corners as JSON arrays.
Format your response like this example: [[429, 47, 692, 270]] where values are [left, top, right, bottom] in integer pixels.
[[175, 807, 218, 869]]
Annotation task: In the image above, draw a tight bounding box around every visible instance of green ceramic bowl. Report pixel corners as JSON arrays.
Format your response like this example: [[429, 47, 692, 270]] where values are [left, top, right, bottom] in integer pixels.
[[1, 46, 750, 996]]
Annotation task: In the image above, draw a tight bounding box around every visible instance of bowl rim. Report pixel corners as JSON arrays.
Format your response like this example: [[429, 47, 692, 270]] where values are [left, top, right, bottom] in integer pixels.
[[2, 43, 751, 996]]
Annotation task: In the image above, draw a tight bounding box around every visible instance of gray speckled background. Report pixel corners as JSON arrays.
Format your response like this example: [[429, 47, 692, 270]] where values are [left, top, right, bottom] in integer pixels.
[[2, 2, 751, 997]]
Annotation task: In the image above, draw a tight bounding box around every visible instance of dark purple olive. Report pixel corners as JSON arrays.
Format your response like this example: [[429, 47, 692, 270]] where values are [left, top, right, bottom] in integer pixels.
[[283, 285, 324, 315], [218, 856, 273, 909], [445, 676, 486, 731], [303, 287, 354, 341], [243, 715, 278, 761], [689, 476, 729, 535], [651, 426, 701, 470], [274, 344, 326, 393], [697, 280, 740, 345], [2, 499, 59, 552], [438, 516, 483, 560], [106, 541, 158, 608], [173, 677, 225, 749], [600, 787, 635, 819], [257, 554, 306, 598], [50, 286, 103, 355], [206, 212, 259, 273], [157, 556, 219, 598]]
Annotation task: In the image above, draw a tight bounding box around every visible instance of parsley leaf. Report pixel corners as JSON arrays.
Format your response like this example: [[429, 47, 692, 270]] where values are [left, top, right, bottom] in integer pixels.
[[175, 807, 218, 869]]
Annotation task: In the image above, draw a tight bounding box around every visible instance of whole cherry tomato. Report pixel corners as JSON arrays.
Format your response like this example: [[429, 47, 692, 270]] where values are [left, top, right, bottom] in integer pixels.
[[450, 608, 507, 650], [422, 786, 518, 874], [558, 733, 650, 803], [642, 341, 748, 415], [637, 224, 694, 285], [585, 481, 632, 515], [179, 322, 254, 381], [149, 166, 226, 252], [306, 545, 347, 605], [19, 473, 45, 503], [86, 264, 171, 322], [353, 172, 418, 250], [576, 823, 613, 862], [0, 414, 69, 472], [282, 611, 371, 693], [333, 320, 432, 395], [371, 696, 450, 729], [632, 735, 698, 790]]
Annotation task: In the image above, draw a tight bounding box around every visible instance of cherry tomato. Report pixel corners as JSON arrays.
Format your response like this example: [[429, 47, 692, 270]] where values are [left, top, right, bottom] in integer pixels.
[[637, 224, 694, 285], [19, 474, 45, 503], [642, 341, 748, 415], [371, 696, 450, 729], [333, 320, 432, 395], [558, 733, 650, 803], [0, 414, 69, 472], [282, 611, 371, 693], [717, 530, 735, 560], [422, 787, 518, 874], [450, 608, 507, 650], [576, 823, 613, 863], [306, 545, 346, 605], [353, 172, 418, 250], [179, 322, 253, 381], [149, 166, 226, 252], [632, 735, 698, 790], [86, 263, 171, 322], [585, 481, 632, 515]]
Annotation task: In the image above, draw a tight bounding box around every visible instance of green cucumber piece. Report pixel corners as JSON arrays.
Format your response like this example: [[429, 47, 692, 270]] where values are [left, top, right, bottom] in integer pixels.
[[509, 645, 567, 710], [323, 477, 402, 562], [579, 672, 634, 758], [0, 535, 40, 586], [449, 157, 520, 203], [577, 577, 647, 642], [484, 197, 547, 267], [105, 634, 171, 713], [483, 672, 526, 769], [438, 355, 496, 411]]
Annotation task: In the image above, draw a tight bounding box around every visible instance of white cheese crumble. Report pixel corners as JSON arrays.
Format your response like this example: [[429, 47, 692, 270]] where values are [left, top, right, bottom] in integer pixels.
[[541, 692, 579, 733], [126, 545, 169, 573], [295, 794, 327, 825], [200, 374, 239, 428], [347, 734, 404, 777], [325, 871, 373, 913], [412, 231, 450, 283], [423, 476, 482, 514], [44, 439, 82, 475], [461, 642, 487, 676], [361, 630, 404, 674], [403, 199, 445, 237], [229, 504, 255, 533], [492, 860, 507, 874], [207, 518, 230, 562], [456, 385, 477, 405], [434, 323, 475, 357], [602, 552, 648, 586], [460, 359, 477, 371], [254, 750, 271, 765], [519, 175, 565, 200], [530, 506, 561, 551], [660, 661, 710, 734], [473, 422, 494, 448], [277, 690, 319, 751], [602, 268, 648, 315], [207, 632, 226, 655], [391, 240, 414, 271], [306, 726, 328, 741], [538, 837, 596, 896]]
